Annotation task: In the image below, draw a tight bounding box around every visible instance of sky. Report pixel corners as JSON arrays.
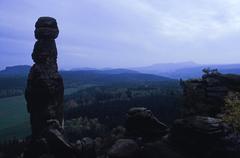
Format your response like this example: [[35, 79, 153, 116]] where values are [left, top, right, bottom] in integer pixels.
[[1, 0, 240, 70]]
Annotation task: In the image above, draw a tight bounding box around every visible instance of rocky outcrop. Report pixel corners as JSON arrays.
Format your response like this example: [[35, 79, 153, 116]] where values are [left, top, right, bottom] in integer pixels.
[[107, 108, 240, 158], [108, 108, 184, 158], [108, 139, 139, 158], [169, 116, 240, 158], [182, 69, 240, 116], [25, 17, 64, 138], [125, 107, 168, 140], [23, 17, 96, 158], [75, 137, 96, 158]]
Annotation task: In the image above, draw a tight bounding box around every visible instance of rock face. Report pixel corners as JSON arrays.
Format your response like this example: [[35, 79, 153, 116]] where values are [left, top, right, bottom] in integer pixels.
[[169, 116, 240, 158], [25, 16, 64, 138], [108, 108, 184, 158], [182, 69, 240, 116], [108, 107, 240, 158], [125, 107, 168, 139], [23, 17, 74, 158], [34, 17, 59, 39], [23, 17, 97, 158], [108, 139, 139, 158]]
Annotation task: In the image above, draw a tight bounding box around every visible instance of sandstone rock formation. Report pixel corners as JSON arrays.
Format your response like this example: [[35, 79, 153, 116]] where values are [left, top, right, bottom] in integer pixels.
[[25, 17, 64, 138], [108, 108, 184, 158], [108, 139, 139, 158], [108, 107, 240, 158], [182, 69, 240, 116], [169, 116, 240, 158], [125, 107, 168, 140], [23, 17, 75, 158]]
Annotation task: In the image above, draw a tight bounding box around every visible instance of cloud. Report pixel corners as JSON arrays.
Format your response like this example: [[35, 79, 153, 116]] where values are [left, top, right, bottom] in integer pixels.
[[143, 0, 240, 40], [1, 0, 240, 69]]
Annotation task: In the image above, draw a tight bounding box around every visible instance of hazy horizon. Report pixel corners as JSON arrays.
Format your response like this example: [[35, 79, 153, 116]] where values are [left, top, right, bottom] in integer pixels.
[[2, 61, 240, 72], [1, 0, 240, 70]]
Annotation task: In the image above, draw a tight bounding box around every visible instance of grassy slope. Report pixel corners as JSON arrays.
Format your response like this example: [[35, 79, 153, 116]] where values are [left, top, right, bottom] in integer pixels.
[[0, 95, 29, 141], [0, 96, 29, 131], [0, 87, 82, 142]]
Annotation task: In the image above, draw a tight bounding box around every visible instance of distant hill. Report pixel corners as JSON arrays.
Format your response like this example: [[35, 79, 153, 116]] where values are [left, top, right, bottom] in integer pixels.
[[71, 68, 140, 74], [61, 70, 172, 87], [132, 62, 199, 74], [1, 64, 240, 81], [0, 65, 31, 77], [161, 64, 240, 79], [0, 66, 30, 94], [99, 68, 139, 74], [0, 66, 139, 77], [70, 67, 98, 71], [0, 65, 174, 98], [130, 62, 240, 79]]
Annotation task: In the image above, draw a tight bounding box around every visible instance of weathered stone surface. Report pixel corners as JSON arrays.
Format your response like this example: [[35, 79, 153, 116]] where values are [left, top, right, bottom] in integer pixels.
[[25, 17, 63, 139], [23, 17, 77, 158], [35, 17, 58, 29], [169, 116, 240, 158], [125, 107, 168, 139], [75, 137, 96, 158], [139, 140, 184, 158], [32, 40, 57, 64], [34, 17, 59, 39], [171, 116, 227, 137], [182, 69, 240, 116], [108, 139, 139, 158]]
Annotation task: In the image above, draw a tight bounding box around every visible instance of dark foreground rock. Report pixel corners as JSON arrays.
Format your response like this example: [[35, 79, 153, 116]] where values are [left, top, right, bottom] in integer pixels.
[[108, 139, 139, 158], [125, 107, 168, 140], [108, 108, 184, 158], [25, 16, 64, 138], [182, 69, 240, 116], [23, 17, 96, 158], [34, 17, 59, 39], [2, 106, 240, 158], [169, 116, 240, 158], [107, 108, 240, 158]]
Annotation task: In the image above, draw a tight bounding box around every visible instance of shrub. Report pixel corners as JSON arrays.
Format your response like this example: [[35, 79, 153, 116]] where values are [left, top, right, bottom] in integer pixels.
[[223, 92, 240, 132]]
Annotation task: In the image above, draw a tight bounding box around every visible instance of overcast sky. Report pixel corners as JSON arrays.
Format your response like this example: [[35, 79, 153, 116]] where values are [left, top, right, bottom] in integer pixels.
[[0, 0, 240, 69]]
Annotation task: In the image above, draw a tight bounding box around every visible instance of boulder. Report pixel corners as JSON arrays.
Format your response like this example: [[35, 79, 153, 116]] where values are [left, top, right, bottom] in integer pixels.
[[75, 137, 96, 158], [182, 71, 240, 116], [24, 17, 74, 158], [125, 107, 168, 139], [35, 17, 58, 28], [169, 116, 240, 158], [108, 139, 139, 158], [32, 40, 57, 64], [139, 140, 184, 158], [35, 17, 59, 39]]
